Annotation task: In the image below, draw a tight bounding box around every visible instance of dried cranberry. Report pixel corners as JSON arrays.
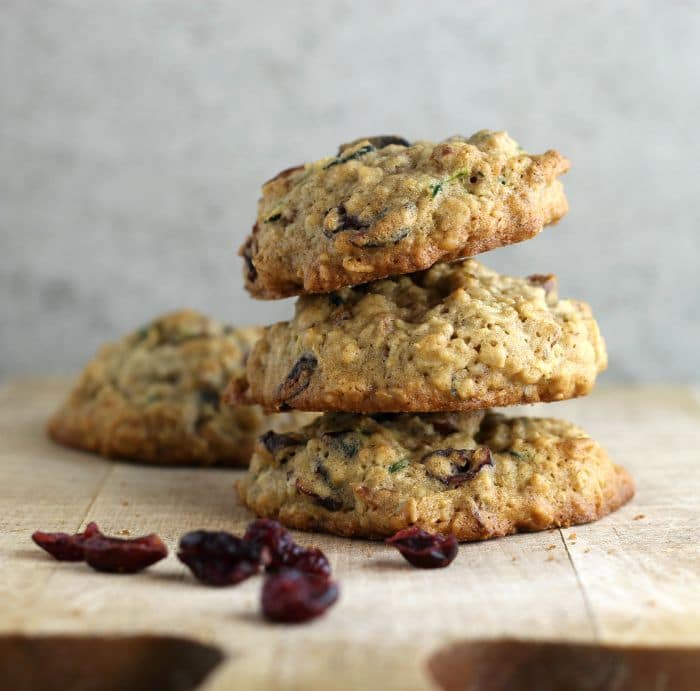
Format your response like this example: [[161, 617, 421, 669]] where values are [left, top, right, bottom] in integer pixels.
[[337, 136, 409, 155], [363, 135, 410, 150], [259, 431, 304, 457], [83, 533, 168, 573], [243, 519, 332, 577], [262, 569, 339, 623], [178, 530, 259, 586], [321, 430, 360, 458], [241, 234, 258, 283], [323, 203, 370, 237], [386, 527, 458, 569], [295, 479, 343, 512], [421, 446, 493, 487], [277, 545, 332, 579], [277, 353, 317, 403], [243, 519, 295, 567], [32, 522, 103, 561]]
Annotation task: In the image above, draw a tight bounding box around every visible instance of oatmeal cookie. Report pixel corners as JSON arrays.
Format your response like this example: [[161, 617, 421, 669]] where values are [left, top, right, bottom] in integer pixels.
[[232, 259, 606, 413], [48, 310, 314, 466], [243, 131, 569, 298], [237, 411, 634, 541]]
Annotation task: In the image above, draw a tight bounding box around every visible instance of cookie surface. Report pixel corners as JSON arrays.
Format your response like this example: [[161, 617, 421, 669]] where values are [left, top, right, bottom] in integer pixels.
[[242, 130, 569, 298], [233, 259, 607, 413], [48, 310, 314, 466], [237, 411, 634, 541]]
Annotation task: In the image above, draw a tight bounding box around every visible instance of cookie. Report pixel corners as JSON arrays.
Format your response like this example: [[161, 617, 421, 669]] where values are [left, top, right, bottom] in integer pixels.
[[237, 411, 634, 541], [242, 130, 569, 298], [231, 259, 607, 413], [48, 310, 315, 466]]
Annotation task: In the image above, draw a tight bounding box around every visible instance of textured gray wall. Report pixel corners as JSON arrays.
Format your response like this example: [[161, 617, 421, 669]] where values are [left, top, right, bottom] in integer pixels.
[[1, 1, 698, 381]]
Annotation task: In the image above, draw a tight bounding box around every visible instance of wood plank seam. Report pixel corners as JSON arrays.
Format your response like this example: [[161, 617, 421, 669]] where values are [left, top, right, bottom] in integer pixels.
[[74, 463, 116, 533], [558, 528, 601, 639]]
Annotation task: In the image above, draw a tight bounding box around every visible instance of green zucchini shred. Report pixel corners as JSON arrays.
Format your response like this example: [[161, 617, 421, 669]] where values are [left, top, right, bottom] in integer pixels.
[[388, 458, 410, 473], [430, 169, 470, 198]]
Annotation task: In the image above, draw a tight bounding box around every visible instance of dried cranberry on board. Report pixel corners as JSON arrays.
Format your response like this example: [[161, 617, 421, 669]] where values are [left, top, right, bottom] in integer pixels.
[[386, 527, 458, 569], [32, 521, 103, 561], [262, 569, 339, 624], [178, 530, 260, 586], [277, 545, 332, 579], [243, 519, 295, 567], [243, 519, 332, 578], [83, 533, 168, 573]]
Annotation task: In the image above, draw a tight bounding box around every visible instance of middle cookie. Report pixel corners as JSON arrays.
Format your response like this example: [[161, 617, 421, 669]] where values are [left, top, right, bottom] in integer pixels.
[[231, 259, 607, 413]]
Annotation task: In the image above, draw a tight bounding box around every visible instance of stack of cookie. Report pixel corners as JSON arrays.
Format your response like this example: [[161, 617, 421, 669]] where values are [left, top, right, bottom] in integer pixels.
[[231, 131, 634, 541]]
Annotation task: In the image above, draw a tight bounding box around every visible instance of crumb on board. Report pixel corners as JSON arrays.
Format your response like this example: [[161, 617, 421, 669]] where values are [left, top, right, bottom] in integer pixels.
[[546, 544, 557, 551], [511, 556, 517, 562], [545, 555, 556, 562], [568, 533, 577, 540], [634, 514, 645, 520], [607, 549, 615, 555], [121, 501, 129, 506], [584, 548, 590, 554], [119, 529, 131, 536]]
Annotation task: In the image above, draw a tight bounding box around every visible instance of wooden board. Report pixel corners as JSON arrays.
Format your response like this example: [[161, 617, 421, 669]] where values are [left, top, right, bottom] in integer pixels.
[[1, 379, 699, 690]]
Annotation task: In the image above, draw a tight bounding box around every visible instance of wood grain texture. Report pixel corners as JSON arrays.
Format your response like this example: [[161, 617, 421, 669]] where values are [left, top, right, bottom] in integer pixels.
[[0, 379, 698, 690]]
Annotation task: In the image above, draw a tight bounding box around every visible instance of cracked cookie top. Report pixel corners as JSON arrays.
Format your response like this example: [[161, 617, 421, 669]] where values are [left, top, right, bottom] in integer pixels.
[[237, 411, 634, 541], [232, 259, 607, 413], [242, 130, 569, 298]]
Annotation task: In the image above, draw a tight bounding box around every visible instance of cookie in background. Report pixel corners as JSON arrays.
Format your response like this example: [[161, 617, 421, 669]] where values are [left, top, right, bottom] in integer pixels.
[[48, 310, 316, 467]]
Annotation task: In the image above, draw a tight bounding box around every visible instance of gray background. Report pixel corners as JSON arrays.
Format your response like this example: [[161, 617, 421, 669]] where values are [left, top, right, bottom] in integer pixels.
[[1, 1, 698, 382]]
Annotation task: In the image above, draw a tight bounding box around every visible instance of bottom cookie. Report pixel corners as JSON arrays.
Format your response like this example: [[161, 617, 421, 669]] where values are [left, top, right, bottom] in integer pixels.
[[237, 411, 634, 541]]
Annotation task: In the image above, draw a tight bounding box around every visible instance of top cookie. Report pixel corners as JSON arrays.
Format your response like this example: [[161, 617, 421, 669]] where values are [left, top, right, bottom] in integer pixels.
[[242, 131, 570, 298], [47, 310, 314, 466]]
